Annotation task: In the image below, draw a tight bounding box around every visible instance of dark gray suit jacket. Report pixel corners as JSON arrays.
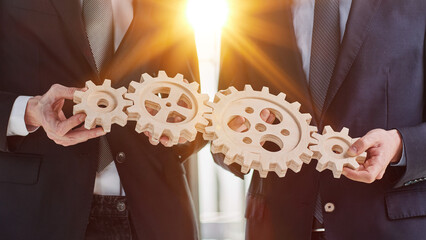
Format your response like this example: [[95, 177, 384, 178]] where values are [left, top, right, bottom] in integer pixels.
[[0, 0, 203, 239]]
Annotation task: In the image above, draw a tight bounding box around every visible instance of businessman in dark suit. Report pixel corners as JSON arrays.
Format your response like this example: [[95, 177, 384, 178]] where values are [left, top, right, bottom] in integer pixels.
[[0, 0, 203, 239], [216, 0, 426, 239]]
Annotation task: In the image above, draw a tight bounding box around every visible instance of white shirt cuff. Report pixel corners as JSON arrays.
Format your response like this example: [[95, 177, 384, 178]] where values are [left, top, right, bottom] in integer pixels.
[[7, 96, 38, 136]]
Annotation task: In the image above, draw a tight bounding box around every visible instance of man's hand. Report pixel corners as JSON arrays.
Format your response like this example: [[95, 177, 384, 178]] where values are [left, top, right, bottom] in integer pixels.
[[24, 84, 106, 146], [342, 129, 403, 183]]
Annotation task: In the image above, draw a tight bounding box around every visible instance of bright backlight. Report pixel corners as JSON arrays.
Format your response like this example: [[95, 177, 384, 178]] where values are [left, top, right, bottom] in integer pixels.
[[186, 0, 229, 32]]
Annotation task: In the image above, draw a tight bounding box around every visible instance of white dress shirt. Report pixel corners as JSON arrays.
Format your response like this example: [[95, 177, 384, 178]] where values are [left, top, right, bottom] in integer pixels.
[[7, 0, 134, 196], [292, 0, 352, 81]]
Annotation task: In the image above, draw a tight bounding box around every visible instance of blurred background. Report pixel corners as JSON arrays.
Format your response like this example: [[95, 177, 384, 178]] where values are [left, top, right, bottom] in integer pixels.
[[185, 0, 252, 239]]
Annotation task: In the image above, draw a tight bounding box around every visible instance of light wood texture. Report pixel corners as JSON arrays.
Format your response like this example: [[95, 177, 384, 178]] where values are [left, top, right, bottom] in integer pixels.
[[310, 126, 367, 178], [125, 71, 211, 147], [73, 80, 132, 132], [203, 85, 318, 178]]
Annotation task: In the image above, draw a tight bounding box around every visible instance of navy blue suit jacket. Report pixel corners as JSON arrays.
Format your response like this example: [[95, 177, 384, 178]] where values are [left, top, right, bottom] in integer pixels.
[[216, 0, 426, 239]]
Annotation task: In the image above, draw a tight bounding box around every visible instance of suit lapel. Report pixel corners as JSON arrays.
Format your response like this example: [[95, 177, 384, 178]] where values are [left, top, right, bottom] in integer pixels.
[[321, 0, 382, 122], [275, 0, 315, 119], [49, 0, 98, 78], [104, 0, 159, 86], [256, 0, 314, 116]]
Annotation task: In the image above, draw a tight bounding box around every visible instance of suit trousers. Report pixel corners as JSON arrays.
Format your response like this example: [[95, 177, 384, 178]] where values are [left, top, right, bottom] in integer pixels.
[[85, 195, 138, 240]]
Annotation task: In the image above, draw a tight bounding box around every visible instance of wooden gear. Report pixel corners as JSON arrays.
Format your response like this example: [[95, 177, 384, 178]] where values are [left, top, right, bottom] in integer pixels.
[[203, 85, 318, 178], [73, 80, 132, 132], [125, 71, 211, 147], [310, 126, 367, 178]]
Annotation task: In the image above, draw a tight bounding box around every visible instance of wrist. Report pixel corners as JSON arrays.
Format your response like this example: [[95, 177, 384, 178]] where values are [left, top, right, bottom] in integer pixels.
[[24, 96, 42, 128], [390, 129, 403, 163]]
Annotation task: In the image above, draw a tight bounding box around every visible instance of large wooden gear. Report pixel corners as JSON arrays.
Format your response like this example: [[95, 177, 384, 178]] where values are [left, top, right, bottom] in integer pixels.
[[125, 71, 211, 147], [203, 85, 318, 178], [310, 126, 367, 178], [73, 80, 132, 132]]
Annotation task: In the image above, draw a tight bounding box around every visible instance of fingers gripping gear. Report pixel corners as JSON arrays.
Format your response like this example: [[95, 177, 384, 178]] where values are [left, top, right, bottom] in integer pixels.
[[310, 126, 367, 178], [73, 80, 132, 132], [204, 85, 318, 178], [125, 71, 211, 147]]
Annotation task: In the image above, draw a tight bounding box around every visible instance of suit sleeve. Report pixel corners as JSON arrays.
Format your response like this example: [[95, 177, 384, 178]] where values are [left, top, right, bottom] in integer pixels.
[[394, 31, 426, 188], [0, 91, 19, 152]]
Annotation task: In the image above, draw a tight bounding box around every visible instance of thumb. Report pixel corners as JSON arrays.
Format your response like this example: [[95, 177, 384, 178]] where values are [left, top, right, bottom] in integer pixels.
[[347, 135, 374, 157]]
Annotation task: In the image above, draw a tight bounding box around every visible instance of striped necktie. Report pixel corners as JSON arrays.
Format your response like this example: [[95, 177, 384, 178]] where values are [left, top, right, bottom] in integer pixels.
[[83, 0, 115, 173], [309, 0, 340, 224]]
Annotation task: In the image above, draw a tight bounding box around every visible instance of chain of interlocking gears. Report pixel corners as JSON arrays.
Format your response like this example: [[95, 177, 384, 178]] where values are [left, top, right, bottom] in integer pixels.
[[73, 72, 367, 177], [73, 71, 211, 147], [204, 85, 367, 178]]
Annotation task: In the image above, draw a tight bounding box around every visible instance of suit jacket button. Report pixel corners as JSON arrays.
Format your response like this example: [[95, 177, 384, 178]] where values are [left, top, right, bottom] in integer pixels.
[[117, 201, 126, 212], [116, 152, 126, 163], [324, 203, 335, 213]]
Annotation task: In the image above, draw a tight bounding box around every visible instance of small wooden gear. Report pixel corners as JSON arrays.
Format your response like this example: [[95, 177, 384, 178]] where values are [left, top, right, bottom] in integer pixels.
[[203, 85, 318, 178], [73, 80, 132, 132], [310, 126, 367, 178], [125, 71, 211, 147]]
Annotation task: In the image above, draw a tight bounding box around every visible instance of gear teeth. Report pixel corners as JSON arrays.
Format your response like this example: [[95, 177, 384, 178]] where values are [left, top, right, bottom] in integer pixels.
[[149, 137, 160, 146], [117, 86, 127, 95], [261, 86, 269, 93], [158, 71, 168, 78], [341, 127, 349, 135], [124, 100, 133, 107], [102, 79, 112, 87], [312, 132, 322, 140], [115, 113, 128, 126], [275, 160, 288, 177], [128, 81, 140, 93], [84, 116, 96, 130], [288, 159, 303, 172], [241, 165, 250, 174], [206, 101, 215, 109], [291, 101, 301, 111], [259, 170, 268, 178], [101, 119, 112, 132], [227, 86, 238, 93], [200, 94, 210, 103], [151, 126, 163, 141], [174, 73, 184, 81], [323, 125, 333, 134], [302, 113, 312, 124], [300, 150, 313, 164], [214, 92, 226, 102], [244, 85, 253, 91], [277, 92, 286, 101], [86, 80, 96, 88], [141, 73, 153, 82], [309, 126, 318, 134], [203, 113, 213, 121], [189, 82, 200, 91], [73, 104, 84, 115], [74, 91, 84, 103]]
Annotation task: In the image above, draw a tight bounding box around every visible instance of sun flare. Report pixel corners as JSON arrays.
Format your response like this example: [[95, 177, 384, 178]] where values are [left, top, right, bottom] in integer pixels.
[[186, 0, 230, 32]]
